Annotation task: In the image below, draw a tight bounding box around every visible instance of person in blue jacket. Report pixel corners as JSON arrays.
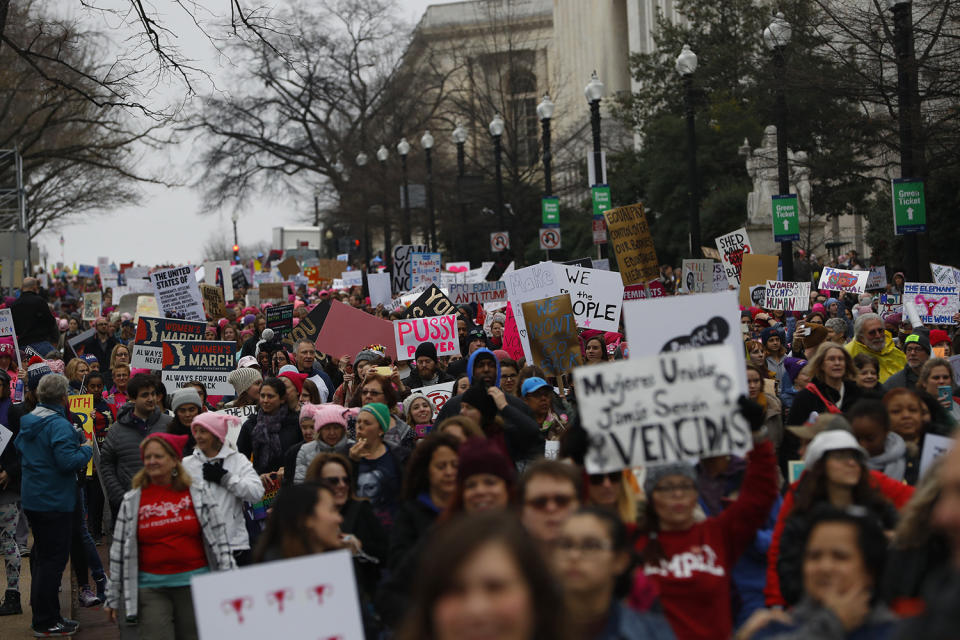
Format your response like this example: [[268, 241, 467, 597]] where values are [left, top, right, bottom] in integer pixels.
[[14, 373, 92, 637]]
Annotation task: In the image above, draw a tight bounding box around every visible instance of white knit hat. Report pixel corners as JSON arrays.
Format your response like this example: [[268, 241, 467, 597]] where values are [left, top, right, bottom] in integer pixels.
[[803, 430, 867, 468]]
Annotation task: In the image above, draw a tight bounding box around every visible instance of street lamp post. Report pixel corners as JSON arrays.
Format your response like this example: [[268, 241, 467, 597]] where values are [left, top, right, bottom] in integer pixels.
[[537, 94, 555, 260], [453, 122, 468, 260], [397, 138, 412, 244], [376, 145, 392, 272], [585, 71, 606, 259], [231, 211, 239, 262], [489, 114, 505, 231], [764, 12, 794, 281], [421, 131, 436, 251], [676, 45, 702, 259], [356, 151, 370, 270]]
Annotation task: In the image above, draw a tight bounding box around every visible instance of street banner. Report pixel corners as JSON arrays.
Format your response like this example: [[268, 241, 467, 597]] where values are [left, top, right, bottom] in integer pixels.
[[82, 292, 101, 321], [314, 301, 397, 361], [199, 284, 226, 319], [891, 178, 926, 235], [603, 203, 659, 286], [150, 265, 205, 321], [503, 263, 561, 363], [132, 316, 207, 369], [0, 309, 22, 369], [392, 244, 428, 292], [502, 303, 524, 361], [341, 270, 363, 289], [555, 264, 623, 332], [681, 259, 713, 294], [419, 381, 456, 415], [411, 252, 442, 288], [573, 344, 751, 472], [818, 267, 869, 294], [449, 281, 507, 305], [368, 272, 392, 308], [265, 303, 294, 344], [763, 281, 811, 312], [521, 295, 581, 376], [402, 283, 458, 319], [866, 266, 888, 291], [191, 549, 365, 640], [69, 394, 95, 477], [771, 194, 800, 242], [288, 301, 330, 348], [930, 263, 960, 286], [203, 261, 234, 301], [739, 254, 780, 307], [393, 314, 460, 361], [903, 283, 960, 325], [715, 227, 753, 287], [161, 340, 237, 394]]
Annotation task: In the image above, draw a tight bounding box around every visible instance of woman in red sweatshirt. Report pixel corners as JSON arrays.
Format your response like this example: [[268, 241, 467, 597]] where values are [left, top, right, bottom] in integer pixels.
[[635, 422, 778, 640]]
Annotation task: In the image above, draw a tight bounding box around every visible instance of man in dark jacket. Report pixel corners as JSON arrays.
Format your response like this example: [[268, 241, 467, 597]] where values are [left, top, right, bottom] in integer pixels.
[[10, 278, 58, 354], [882, 332, 930, 392], [98, 373, 171, 514], [405, 342, 454, 389], [81, 316, 119, 369]]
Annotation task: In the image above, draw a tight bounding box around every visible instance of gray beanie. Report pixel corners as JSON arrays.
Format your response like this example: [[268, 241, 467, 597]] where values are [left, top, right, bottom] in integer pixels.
[[171, 388, 203, 412], [643, 462, 697, 496], [402, 391, 434, 422], [354, 348, 384, 367], [228, 367, 263, 397]]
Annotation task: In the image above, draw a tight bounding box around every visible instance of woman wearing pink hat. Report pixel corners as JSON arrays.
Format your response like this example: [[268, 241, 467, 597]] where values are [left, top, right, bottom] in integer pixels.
[[182, 413, 264, 565]]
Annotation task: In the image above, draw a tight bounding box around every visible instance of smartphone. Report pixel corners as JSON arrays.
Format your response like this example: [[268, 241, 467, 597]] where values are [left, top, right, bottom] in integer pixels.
[[372, 366, 393, 377], [938, 385, 952, 406], [344, 363, 353, 375]]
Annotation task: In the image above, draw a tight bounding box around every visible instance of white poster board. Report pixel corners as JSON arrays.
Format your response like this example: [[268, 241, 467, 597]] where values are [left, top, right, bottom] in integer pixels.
[[0, 424, 12, 457], [0, 308, 22, 369], [715, 227, 752, 287], [554, 264, 624, 332], [203, 260, 234, 302], [865, 266, 888, 291], [368, 272, 392, 308], [919, 433, 955, 479], [150, 265, 206, 321], [502, 263, 561, 362], [713, 263, 728, 292], [817, 267, 869, 295], [681, 259, 714, 294], [763, 280, 811, 312], [411, 252, 442, 288], [930, 263, 960, 286], [393, 315, 460, 360], [902, 283, 960, 325], [418, 381, 456, 414]]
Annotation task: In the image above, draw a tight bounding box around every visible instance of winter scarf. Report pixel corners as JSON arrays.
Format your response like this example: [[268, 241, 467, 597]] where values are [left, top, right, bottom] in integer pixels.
[[866, 431, 908, 482], [252, 404, 289, 471]]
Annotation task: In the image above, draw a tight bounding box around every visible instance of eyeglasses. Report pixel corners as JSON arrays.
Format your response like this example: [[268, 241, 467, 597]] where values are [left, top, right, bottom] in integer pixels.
[[588, 471, 621, 485], [525, 494, 576, 511], [323, 476, 349, 486], [555, 537, 613, 555], [361, 388, 384, 397], [653, 482, 696, 495]]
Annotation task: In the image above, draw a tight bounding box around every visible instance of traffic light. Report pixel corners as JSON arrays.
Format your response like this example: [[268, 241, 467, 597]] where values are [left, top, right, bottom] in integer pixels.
[[232, 244, 239, 261], [354, 239, 360, 249]]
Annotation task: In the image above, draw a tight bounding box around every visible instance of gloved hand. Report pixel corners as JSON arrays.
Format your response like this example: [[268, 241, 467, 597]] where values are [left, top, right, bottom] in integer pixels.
[[202, 461, 228, 484], [737, 395, 766, 432]]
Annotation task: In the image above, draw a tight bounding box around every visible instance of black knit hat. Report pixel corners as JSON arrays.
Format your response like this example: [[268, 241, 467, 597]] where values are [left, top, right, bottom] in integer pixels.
[[415, 341, 438, 362]]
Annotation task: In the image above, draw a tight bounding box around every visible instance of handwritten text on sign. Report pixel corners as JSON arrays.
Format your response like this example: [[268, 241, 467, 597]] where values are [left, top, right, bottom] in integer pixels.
[[818, 267, 869, 294], [763, 280, 811, 312], [393, 314, 460, 360], [903, 283, 960, 325], [521, 295, 581, 376], [573, 344, 751, 473], [715, 228, 752, 287], [556, 265, 623, 332]]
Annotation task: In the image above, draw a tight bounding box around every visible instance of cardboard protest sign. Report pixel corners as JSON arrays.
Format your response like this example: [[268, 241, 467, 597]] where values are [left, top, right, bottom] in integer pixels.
[[0, 309, 22, 369], [818, 267, 870, 294], [341, 270, 363, 289], [203, 261, 234, 301], [763, 281, 811, 312], [199, 284, 226, 319], [930, 262, 960, 287], [265, 303, 295, 345], [715, 227, 753, 287], [314, 301, 397, 361], [191, 549, 365, 640], [866, 266, 888, 291], [555, 264, 624, 332], [258, 282, 285, 300], [419, 381, 456, 414], [573, 344, 750, 472], [69, 394, 95, 476], [503, 263, 561, 362], [392, 244, 429, 292], [501, 303, 524, 361], [150, 265, 205, 321], [82, 292, 101, 321], [902, 283, 960, 324], [132, 316, 207, 369], [411, 252, 442, 288], [402, 283, 458, 319], [368, 272, 392, 307], [681, 259, 714, 294], [449, 281, 507, 305], [135, 295, 159, 322], [161, 340, 237, 394], [276, 257, 301, 280], [738, 254, 780, 307], [602, 203, 659, 285], [393, 314, 460, 361], [521, 295, 581, 376]]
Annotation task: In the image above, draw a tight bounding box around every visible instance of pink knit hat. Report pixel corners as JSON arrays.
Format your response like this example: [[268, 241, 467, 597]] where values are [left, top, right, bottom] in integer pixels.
[[191, 412, 240, 444], [300, 403, 348, 428]]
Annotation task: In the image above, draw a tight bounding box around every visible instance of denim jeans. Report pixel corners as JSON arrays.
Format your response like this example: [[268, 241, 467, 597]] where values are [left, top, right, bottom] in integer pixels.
[[71, 486, 105, 587], [25, 510, 73, 628]]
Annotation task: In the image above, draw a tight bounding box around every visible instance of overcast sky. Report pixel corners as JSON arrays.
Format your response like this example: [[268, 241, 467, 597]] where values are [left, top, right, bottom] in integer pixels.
[[37, 0, 458, 268]]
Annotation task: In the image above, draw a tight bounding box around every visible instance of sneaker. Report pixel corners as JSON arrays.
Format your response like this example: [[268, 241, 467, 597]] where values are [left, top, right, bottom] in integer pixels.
[[31, 620, 77, 637], [78, 586, 101, 608], [94, 576, 107, 602], [0, 589, 21, 615], [18, 544, 29, 557]]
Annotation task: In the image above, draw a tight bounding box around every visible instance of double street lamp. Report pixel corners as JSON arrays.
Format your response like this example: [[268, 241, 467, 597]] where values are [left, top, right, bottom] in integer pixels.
[[764, 12, 794, 281], [676, 44, 702, 259]]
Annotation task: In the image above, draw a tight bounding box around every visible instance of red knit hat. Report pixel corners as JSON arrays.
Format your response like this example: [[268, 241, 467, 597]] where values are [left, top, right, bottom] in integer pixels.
[[278, 371, 308, 394], [457, 437, 515, 486], [140, 433, 190, 460], [930, 329, 951, 347]]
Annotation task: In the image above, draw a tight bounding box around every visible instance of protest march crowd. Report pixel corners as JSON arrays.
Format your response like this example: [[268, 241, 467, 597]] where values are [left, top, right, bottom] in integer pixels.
[[0, 238, 959, 640]]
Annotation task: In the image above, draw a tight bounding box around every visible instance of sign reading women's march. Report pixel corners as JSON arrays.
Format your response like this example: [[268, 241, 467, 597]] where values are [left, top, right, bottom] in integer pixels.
[[150, 265, 206, 321], [521, 295, 581, 376], [903, 283, 960, 325], [715, 228, 752, 287], [763, 281, 811, 312], [132, 316, 207, 368], [818, 267, 869, 294], [573, 344, 751, 473], [555, 264, 624, 332], [161, 340, 237, 394], [191, 549, 365, 640], [393, 314, 459, 360]]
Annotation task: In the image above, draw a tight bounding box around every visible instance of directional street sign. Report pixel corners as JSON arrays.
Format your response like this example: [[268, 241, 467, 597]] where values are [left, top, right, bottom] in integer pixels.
[[591, 185, 611, 218], [541, 197, 560, 225], [771, 194, 800, 242], [891, 178, 926, 235]]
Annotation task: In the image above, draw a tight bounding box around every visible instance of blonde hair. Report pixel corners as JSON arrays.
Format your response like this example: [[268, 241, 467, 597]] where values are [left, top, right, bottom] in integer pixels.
[[437, 415, 485, 439], [109, 343, 131, 370], [803, 341, 856, 382], [131, 439, 192, 491]]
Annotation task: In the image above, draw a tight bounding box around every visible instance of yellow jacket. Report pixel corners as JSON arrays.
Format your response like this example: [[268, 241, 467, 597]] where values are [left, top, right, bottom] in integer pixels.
[[845, 335, 906, 383]]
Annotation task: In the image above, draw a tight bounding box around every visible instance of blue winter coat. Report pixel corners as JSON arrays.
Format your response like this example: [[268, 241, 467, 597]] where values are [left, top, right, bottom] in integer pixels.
[[15, 403, 92, 512]]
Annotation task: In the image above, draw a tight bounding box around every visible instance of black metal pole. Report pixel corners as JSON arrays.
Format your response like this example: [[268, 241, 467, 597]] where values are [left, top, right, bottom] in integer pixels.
[[891, 1, 919, 281], [773, 47, 794, 281], [425, 147, 436, 252], [457, 141, 467, 260], [380, 159, 392, 273], [590, 100, 606, 259], [682, 75, 702, 259], [493, 134, 504, 230], [542, 116, 552, 261]]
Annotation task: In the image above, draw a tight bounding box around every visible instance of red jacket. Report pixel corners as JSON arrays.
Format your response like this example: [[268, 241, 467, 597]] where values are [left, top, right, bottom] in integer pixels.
[[635, 440, 777, 640], [763, 469, 915, 606]]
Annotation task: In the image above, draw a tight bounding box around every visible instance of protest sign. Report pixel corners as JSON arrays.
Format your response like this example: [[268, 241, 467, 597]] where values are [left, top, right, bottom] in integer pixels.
[[919, 433, 955, 479], [555, 264, 624, 332], [449, 281, 507, 305], [411, 252, 442, 288], [712, 263, 728, 292], [715, 227, 753, 287], [314, 301, 397, 361], [573, 344, 750, 472], [232, 268, 249, 292], [191, 549, 364, 640], [67, 328, 95, 358], [818, 267, 869, 294], [203, 261, 234, 301], [602, 203, 659, 285], [341, 270, 363, 288], [0, 308, 22, 369], [368, 272, 392, 307], [276, 257, 301, 280], [132, 316, 207, 369], [930, 262, 960, 287], [393, 314, 459, 360], [265, 303, 295, 346], [521, 295, 581, 376], [332, 278, 345, 290], [866, 266, 888, 291], [217, 405, 258, 449], [738, 254, 780, 307], [150, 265, 205, 321], [681, 259, 713, 294], [503, 263, 561, 362], [199, 284, 226, 319], [312, 259, 348, 281], [69, 394, 95, 476], [418, 381, 456, 414], [392, 244, 429, 292], [259, 282, 285, 300], [288, 300, 330, 348], [0, 425, 11, 458], [562, 257, 594, 269], [78, 264, 96, 279], [878, 294, 902, 321], [502, 303, 524, 361], [82, 292, 101, 321], [622, 281, 667, 302], [902, 283, 960, 325], [135, 295, 159, 322], [763, 280, 811, 312], [403, 284, 458, 319], [161, 340, 237, 394]]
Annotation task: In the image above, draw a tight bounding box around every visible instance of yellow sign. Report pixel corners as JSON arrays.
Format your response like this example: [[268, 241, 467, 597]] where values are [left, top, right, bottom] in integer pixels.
[[69, 394, 95, 477]]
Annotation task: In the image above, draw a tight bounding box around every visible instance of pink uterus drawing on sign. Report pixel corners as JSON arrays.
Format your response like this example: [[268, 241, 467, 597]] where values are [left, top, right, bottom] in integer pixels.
[[309, 584, 334, 606], [914, 294, 948, 317], [222, 596, 253, 624], [267, 588, 293, 613]]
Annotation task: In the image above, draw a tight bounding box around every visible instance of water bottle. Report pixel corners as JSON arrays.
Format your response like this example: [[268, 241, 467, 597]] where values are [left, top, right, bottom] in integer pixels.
[[13, 378, 23, 403]]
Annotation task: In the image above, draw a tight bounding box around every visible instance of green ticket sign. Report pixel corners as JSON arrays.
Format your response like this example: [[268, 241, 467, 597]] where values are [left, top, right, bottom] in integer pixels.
[[771, 194, 800, 242], [591, 185, 611, 218], [891, 178, 926, 234], [541, 196, 560, 225]]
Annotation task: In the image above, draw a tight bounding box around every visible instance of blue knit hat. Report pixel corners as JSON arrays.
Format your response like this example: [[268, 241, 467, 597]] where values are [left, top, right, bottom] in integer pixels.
[[26, 356, 52, 391]]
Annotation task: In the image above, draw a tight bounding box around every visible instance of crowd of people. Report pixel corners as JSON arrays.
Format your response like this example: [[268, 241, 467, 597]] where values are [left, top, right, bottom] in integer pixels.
[[0, 260, 957, 640]]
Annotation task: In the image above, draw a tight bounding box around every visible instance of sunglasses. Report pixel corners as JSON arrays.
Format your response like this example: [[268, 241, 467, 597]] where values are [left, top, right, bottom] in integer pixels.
[[323, 476, 349, 486], [588, 471, 621, 485], [525, 494, 576, 511]]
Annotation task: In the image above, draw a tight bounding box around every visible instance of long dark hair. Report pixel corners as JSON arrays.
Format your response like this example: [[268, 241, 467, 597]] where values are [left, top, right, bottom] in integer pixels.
[[252, 483, 336, 562], [401, 433, 460, 501], [793, 457, 890, 515], [398, 512, 565, 640]]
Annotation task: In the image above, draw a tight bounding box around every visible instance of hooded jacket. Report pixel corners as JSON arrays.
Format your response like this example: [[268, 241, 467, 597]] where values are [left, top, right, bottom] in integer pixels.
[[866, 431, 908, 482], [99, 403, 173, 508], [845, 336, 907, 384], [293, 433, 353, 484], [15, 403, 92, 512]]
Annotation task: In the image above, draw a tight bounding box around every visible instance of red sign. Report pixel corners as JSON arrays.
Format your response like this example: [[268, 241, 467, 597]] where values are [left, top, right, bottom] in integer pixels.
[[592, 218, 607, 244]]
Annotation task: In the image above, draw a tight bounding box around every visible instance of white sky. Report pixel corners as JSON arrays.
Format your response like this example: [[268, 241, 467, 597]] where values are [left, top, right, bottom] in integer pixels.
[[36, 0, 460, 268]]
